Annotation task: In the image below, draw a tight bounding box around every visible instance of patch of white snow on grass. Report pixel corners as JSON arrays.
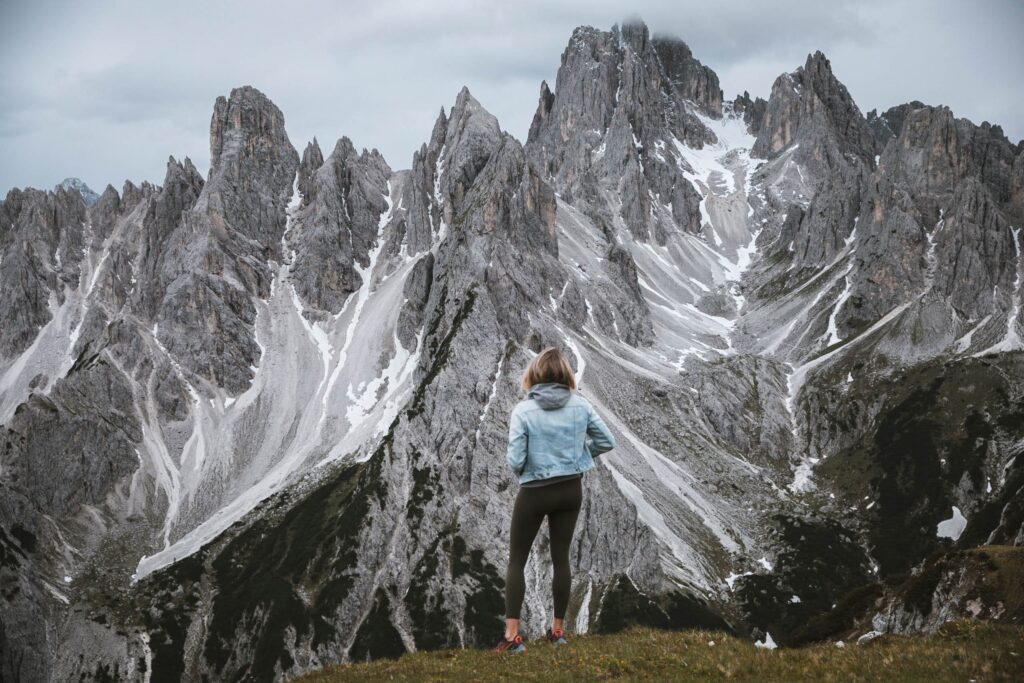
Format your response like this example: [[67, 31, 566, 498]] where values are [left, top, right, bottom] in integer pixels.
[[936, 506, 967, 541]]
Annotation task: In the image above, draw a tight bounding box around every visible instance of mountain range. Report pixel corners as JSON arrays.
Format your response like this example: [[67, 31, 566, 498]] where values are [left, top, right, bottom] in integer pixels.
[[1, 18, 1022, 682]]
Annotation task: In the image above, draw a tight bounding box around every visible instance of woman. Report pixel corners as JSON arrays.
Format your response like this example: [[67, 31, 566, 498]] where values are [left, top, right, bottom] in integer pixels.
[[493, 346, 616, 653]]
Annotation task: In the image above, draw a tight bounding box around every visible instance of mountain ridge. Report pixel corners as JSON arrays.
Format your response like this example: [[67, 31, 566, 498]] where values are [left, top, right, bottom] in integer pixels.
[[1, 17, 1022, 682]]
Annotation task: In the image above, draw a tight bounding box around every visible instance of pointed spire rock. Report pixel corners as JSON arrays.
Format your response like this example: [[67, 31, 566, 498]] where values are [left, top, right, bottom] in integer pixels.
[[209, 85, 294, 173], [201, 85, 299, 247], [527, 80, 555, 144], [121, 180, 143, 208], [437, 87, 502, 211], [298, 138, 325, 202], [752, 51, 875, 169], [733, 90, 768, 133], [284, 130, 391, 314]]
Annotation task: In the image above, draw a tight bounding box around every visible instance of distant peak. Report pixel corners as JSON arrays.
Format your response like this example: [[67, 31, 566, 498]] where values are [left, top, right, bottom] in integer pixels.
[[56, 177, 99, 206]]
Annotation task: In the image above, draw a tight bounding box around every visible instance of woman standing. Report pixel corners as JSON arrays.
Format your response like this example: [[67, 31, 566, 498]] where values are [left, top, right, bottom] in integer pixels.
[[493, 347, 616, 653]]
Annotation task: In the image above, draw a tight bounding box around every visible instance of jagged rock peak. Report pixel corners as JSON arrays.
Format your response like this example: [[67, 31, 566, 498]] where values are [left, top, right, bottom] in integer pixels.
[[209, 85, 291, 171], [651, 33, 723, 117], [866, 100, 929, 149], [527, 80, 555, 142], [298, 137, 325, 201], [614, 16, 651, 52], [878, 103, 1024, 219], [302, 138, 324, 169], [330, 135, 389, 168], [121, 179, 144, 207], [437, 87, 503, 205], [752, 50, 874, 165], [733, 90, 768, 134], [447, 86, 502, 143], [162, 155, 205, 190], [96, 183, 121, 206], [87, 183, 123, 229]]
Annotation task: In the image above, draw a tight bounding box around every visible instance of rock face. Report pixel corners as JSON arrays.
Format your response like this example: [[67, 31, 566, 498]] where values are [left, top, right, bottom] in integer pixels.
[[652, 34, 723, 117], [153, 86, 299, 394], [751, 51, 875, 170], [288, 136, 391, 315], [2, 17, 1023, 683]]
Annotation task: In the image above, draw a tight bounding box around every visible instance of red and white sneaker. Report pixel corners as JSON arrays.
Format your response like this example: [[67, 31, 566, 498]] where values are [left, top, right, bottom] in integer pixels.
[[492, 633, 526, 653], [545, 628, 568, 645]]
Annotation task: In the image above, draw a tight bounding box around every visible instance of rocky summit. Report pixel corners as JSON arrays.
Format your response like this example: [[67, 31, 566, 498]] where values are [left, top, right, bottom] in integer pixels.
[[2, 17, 1023, 682]]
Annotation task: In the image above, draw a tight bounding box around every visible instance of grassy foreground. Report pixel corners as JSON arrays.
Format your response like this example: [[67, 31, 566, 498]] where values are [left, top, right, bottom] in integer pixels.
[[298, 621, 1022, 682]]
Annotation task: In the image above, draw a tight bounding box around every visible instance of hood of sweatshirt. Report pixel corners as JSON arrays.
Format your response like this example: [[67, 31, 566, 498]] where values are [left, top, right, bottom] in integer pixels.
[[527, 382, 572, 410]]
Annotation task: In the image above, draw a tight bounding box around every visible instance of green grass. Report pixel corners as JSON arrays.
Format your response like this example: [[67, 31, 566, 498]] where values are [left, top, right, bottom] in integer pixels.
[[297, 621, 1023, 682]]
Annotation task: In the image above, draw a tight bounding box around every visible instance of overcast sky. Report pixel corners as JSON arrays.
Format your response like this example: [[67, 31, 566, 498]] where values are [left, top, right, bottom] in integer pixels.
[[2, 0, 1022, 195]]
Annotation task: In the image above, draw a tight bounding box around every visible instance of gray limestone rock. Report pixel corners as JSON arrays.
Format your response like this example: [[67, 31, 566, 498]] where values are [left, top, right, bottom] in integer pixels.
[[288, 137, 391, 315], [152, 86, 299, 393], [2, 16, 1023, 683], [0, 186, 87, 357], [752, 51, 876, 175], [652, 34, 723, 117]]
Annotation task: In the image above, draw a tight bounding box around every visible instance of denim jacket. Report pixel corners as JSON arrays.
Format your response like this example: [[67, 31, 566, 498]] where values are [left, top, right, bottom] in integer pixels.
[[505, 383, 616, 485]]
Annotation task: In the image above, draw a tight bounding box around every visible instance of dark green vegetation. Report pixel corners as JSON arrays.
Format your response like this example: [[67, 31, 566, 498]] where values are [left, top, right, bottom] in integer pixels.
[[203, 453, 385, 679], [590, 574, 731, 635], [890, 546, 1024, 622], [731, 353, 1024, 647], [734, 515, 872, 646], [818, 354, 1024, 576], [298, 622, 1024, 682], [131, 446, 388, 683], [403, 524, 506, 651], [787, 546, 1024, 646], [349, 589, 406, 663]]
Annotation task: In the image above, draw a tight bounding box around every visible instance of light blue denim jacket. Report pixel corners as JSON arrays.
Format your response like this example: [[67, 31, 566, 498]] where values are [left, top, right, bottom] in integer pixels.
[[506, 383, 616, 485]]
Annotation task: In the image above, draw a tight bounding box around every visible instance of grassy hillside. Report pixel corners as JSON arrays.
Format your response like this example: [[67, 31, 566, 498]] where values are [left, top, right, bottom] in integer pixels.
[[299, 621, 1022, 682]]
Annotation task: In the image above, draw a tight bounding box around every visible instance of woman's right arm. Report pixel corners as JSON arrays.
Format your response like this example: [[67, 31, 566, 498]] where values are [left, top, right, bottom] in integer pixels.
[[585, 404, 616, 456], [506, 406, 528, 475]]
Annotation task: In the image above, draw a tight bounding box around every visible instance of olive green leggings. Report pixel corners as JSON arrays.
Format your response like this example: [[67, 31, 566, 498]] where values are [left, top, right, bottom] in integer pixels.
[[504, 477, 583, 620]]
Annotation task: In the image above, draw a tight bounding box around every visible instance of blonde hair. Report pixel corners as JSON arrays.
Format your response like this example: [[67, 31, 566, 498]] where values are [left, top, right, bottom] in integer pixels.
[[520, 346, 577, 391]]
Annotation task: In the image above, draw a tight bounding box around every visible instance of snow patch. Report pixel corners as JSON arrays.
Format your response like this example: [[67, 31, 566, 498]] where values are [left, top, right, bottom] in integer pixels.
[[936, 506, 967, 541]]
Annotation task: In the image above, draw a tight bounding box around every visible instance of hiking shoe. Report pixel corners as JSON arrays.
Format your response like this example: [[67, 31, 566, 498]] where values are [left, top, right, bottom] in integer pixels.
[[492, 634, 526, 653], [545, 628, 568, 645]]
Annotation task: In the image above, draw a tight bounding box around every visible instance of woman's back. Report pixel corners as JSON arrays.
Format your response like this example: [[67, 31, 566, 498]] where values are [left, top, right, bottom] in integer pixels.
[[496, 347, 615, 653]]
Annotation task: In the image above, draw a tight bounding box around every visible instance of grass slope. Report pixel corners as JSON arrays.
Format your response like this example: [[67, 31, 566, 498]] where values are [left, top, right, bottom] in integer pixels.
[[299, 622, 1022, 682]]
